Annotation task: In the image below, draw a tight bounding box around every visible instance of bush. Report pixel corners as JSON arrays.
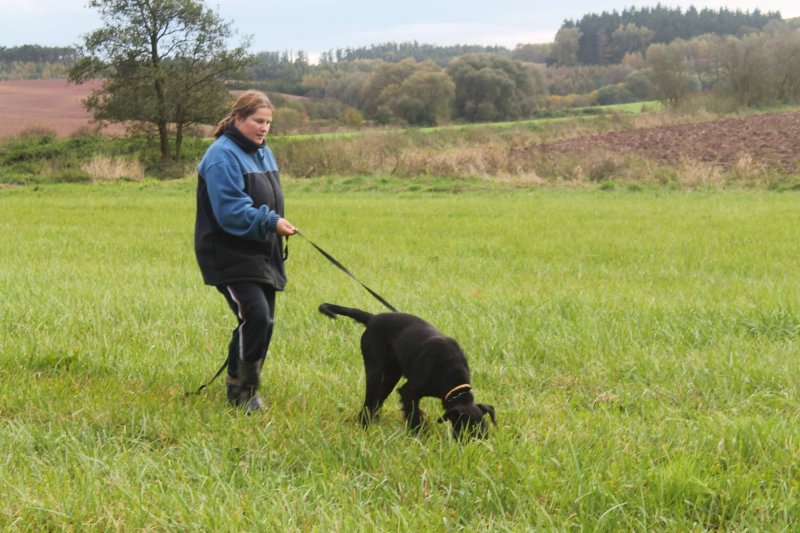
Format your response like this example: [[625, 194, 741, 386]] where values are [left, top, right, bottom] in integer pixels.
[[343, 107, 364, 128], [595, 85, 635, 105], [271, 108, 310, 134]]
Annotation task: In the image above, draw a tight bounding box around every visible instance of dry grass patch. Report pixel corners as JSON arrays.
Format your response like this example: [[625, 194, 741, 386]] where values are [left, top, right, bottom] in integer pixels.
[[81, 155, 144, 182]]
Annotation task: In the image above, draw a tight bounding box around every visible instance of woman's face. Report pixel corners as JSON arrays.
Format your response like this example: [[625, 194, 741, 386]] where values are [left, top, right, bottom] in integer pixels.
[[235, 107, 272, 145]]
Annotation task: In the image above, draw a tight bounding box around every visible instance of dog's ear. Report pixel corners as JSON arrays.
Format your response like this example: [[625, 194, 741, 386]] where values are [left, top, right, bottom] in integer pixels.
[[478, 403, 496, 425]]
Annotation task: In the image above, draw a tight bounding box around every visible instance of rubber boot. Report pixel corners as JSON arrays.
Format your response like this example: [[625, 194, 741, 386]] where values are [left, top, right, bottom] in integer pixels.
[[226, 374, 240, 406], [237, 359, 264, 414]]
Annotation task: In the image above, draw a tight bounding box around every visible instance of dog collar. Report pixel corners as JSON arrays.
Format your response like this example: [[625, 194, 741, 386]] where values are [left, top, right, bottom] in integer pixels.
[[444, 383, 472, 403]]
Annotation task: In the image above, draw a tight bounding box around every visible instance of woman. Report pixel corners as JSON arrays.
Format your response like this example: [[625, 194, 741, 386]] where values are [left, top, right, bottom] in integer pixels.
[[195, 90, 296, 413]]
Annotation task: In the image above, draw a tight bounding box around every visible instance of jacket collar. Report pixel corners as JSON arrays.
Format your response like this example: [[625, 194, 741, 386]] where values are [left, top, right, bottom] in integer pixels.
[[223, 122, 263, 154]]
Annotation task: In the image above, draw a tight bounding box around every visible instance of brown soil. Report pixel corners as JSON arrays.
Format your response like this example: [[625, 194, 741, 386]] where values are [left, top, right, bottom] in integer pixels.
[[0, 79, 122, 138], [540, 110, 800, 172]]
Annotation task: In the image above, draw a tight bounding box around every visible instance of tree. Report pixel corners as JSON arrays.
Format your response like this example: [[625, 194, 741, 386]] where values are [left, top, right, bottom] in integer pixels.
[[610, 23, 654, 63], [770, 28, 800, 103], [447, 54, 542, 122], [69, 0, 251, 161], [713, 35, 774, 106], [646, 41, 692, 107], [390, 71, 455, 125], [360, 59, 433, 119], [551, 27, 582, 66]]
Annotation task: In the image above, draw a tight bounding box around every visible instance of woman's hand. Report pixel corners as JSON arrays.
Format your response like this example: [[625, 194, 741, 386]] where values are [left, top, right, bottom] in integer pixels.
[[276, 217, 297, 236]]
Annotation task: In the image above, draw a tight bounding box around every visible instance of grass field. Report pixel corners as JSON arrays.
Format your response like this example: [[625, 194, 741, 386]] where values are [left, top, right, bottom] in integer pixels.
[[1, 179, 799, 530]]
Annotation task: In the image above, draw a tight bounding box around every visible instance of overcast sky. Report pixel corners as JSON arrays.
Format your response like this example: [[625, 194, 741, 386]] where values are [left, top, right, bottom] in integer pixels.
[[2, 0, 798, 62]]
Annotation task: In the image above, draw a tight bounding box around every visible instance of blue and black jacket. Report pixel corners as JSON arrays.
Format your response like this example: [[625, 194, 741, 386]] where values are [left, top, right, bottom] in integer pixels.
[[194, 124, 287, 289]]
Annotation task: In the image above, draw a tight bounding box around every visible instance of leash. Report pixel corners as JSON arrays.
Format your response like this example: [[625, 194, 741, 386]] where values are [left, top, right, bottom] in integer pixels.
[[188, 229, 397, 397], [294, 229, 398, 313], [186, 360, 229, 398]]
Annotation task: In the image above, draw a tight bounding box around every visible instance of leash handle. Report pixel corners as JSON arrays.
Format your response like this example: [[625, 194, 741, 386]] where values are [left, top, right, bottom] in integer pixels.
[[295, 230, 398, 313]]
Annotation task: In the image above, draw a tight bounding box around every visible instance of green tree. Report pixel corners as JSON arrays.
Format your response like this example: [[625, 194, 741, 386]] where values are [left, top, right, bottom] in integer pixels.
[[69, 0, 251, 161], [360, 59, 435, 119], [610, 23, 654, 63], [447, 54, 542, 122], [390, 70, 455, 125]]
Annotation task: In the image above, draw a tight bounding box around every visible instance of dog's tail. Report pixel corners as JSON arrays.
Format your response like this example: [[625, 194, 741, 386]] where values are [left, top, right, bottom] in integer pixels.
[[318, 303, 374, 326]]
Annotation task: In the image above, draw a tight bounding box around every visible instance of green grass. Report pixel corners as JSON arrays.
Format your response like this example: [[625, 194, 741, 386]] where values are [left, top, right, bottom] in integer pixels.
[[270, 100, 664, 142], [1, 179, 799, 530]]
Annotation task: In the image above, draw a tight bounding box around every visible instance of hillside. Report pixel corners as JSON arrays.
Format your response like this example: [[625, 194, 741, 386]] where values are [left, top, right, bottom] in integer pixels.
[[0, 79, 112, 138]]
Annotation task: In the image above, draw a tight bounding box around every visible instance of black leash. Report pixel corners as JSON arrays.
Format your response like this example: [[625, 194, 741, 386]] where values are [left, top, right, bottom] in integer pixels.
[[295, 229, 398, 313], [186, 360, 229, 397], [188, 229, 397, 397]]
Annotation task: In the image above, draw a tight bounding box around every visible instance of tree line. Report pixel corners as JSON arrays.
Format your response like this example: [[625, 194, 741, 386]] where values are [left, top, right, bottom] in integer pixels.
[[0, 45, 78, 63], [0, 45, 78, 80], [558, 6, 781, 66], [318, 42, 511, 67]]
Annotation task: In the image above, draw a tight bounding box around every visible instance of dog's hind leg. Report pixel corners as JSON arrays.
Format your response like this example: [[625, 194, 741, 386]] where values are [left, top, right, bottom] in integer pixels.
[[360, 366, 385, 427]]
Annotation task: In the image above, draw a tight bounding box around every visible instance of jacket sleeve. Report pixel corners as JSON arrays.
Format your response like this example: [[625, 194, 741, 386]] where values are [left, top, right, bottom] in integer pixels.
[[203, 159, 280, 241]]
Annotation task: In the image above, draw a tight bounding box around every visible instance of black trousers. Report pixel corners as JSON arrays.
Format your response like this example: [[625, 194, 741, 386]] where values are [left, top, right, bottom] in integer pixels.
[[217, 283, 276, 379]]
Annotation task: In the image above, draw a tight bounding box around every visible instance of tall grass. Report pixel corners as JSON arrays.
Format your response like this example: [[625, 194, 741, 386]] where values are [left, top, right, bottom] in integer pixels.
[[1, 180, 799, 530], [271, 109, 799, 188]]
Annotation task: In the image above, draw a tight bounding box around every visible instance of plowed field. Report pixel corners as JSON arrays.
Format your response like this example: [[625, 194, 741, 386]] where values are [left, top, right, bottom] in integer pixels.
[[542, 110, 800, 171], [0, 79, 117, 138]]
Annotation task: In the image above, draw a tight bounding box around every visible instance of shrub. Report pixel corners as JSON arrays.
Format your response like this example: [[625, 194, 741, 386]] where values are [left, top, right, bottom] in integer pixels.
[[343, 107, 364, 128], [595, 85, 635, 106], [272, 108, 310, 134]]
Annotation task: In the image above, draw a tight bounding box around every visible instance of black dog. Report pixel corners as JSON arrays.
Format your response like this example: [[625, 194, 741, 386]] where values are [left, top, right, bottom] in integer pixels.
[[319, 303, 495, 438]]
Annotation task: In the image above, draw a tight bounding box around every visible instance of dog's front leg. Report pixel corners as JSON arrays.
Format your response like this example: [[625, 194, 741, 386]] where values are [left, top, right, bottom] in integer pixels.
[[398, 384, 425, 432]]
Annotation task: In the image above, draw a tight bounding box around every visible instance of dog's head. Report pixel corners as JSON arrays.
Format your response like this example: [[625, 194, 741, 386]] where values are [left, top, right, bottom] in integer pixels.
[[437, 403, 495, 439]]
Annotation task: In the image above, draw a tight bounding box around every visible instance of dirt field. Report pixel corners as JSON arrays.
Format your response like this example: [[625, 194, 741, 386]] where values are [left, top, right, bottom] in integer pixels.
[[541, 110, 800, 172], [0, 79, 113, 138]]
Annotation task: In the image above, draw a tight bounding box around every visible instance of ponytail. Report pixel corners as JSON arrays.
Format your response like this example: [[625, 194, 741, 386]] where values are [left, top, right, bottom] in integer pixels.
[[212, 113, 235, 138]]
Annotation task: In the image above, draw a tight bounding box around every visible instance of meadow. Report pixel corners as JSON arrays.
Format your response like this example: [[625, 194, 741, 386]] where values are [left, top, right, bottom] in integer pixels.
[[1, 178, 799, 530]]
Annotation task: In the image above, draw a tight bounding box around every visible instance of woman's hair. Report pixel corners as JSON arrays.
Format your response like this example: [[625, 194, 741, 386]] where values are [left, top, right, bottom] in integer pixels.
[[212, 90, 273, 138]]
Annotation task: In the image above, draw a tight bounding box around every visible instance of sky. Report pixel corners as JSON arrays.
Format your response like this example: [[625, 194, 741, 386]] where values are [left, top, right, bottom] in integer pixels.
[[2, 0, 799, 62]]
